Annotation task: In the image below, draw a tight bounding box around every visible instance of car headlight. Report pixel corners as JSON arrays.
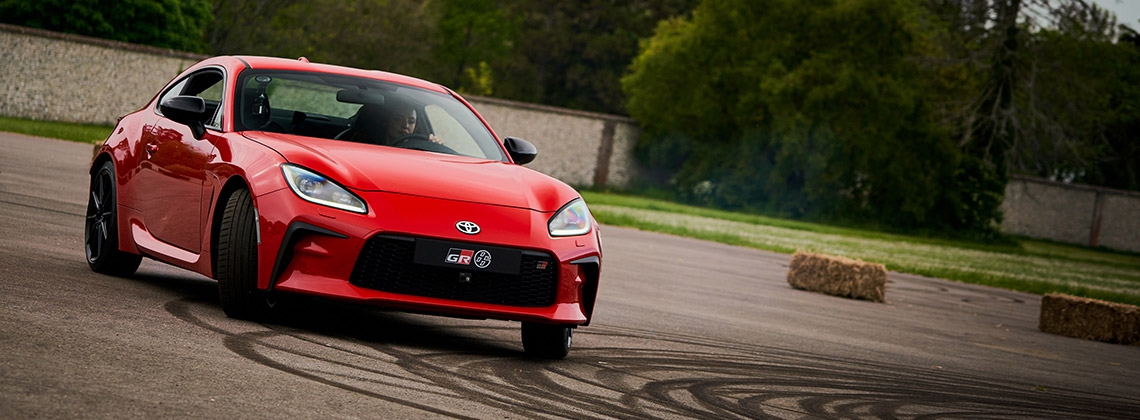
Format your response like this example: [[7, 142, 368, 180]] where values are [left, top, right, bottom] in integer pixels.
[[281, 164, 367, 214], [549, 198, 592, 237]]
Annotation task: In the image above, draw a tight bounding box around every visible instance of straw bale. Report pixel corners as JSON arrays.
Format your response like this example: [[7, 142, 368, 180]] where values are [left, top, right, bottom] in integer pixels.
[[1038, 293, 1140, 345], [786, 251, 886, 303]]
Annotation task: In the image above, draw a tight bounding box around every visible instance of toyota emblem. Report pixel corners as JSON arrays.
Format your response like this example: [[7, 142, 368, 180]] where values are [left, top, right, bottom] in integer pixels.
[[455, 220, 480, 235]]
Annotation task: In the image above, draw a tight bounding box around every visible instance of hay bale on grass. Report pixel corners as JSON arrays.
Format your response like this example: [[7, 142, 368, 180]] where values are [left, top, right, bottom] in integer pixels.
[[1039, 293, 1140, 345], [786, 251, 886, 303]]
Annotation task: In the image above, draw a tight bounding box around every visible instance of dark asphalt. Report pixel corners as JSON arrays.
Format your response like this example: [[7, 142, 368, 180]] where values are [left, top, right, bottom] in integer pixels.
[[1, 132, 1137, 419]]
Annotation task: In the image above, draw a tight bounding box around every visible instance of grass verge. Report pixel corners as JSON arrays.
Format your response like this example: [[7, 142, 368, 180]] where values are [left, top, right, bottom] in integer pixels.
[[583, 191, 1140, 306], [0, 116, 111, 143]]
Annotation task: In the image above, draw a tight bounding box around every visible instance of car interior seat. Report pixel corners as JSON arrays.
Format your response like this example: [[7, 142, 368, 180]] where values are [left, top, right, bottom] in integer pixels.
[[337, 103, 388, 144]]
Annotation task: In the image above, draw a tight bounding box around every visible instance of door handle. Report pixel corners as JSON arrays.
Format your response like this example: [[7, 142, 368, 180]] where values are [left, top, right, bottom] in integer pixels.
[[145, 143, 158, 155]]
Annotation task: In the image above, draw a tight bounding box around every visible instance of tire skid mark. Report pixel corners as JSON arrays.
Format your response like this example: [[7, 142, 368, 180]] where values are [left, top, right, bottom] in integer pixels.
[[381, 348, 627, 419], [0, 191, 86, 217], [240, 329, 453, 400], [221, 332, 479, 419], [262, 325, 451, 393], [166, 298, 481, 419], [473, 358, 653, 419], [588, 326, 1136, 416], [167, 298, 1140, 419]]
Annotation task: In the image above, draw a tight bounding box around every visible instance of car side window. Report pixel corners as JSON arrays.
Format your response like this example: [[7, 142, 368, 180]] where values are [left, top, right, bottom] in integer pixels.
[[423, 104, 485, 158], [157, 69, 225, 129]]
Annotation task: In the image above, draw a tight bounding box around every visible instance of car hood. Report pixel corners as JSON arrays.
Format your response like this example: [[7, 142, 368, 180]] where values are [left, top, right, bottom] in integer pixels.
[[244, 132, 579, 212]]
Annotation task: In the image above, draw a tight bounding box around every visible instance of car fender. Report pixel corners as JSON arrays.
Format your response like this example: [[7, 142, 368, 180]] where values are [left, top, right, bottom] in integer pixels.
[[200, 134, 290, 279]]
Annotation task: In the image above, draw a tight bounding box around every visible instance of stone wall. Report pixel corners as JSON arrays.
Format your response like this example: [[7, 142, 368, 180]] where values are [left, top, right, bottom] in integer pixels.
[[0, 24, 205, 126], [464, 96, 640, 188], [1099, 194, 1140, 253], [0, 23, 639, 188], [1001, 176, 1140, 253]]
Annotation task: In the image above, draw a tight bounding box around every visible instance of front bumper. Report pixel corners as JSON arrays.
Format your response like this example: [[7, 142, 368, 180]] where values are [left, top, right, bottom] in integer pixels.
[[251, 188, 602, 325]]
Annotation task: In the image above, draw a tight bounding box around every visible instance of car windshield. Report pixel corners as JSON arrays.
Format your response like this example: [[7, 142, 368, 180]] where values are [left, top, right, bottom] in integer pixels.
[[234, 70, 505, 161]]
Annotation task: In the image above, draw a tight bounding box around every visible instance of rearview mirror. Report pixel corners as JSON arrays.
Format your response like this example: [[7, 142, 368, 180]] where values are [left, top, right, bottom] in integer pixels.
[[159, 95, 207, 139], [504, 137, 537, 165], [336, 89, 386, 105]]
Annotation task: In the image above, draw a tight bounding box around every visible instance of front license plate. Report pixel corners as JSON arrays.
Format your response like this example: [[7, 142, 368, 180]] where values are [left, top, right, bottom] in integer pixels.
[[413, 238, 522, 275]]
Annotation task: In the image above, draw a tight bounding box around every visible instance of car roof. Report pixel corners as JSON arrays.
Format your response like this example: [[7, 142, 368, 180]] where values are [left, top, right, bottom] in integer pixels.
[[219, 55, 449, 94]]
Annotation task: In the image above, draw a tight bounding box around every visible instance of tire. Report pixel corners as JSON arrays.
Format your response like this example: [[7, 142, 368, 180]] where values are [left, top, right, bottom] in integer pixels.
[[216, 189, 269, 320], [85, 161, 142, 276], [521, 322, 574, 359]]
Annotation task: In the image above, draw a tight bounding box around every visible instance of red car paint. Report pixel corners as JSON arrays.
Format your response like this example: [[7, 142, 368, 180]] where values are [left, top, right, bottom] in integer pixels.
[[88, 56, 601, 352]]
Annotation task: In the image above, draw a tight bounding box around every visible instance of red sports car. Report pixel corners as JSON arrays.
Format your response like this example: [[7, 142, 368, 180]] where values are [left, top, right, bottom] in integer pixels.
[[85, 56, 601, 358]]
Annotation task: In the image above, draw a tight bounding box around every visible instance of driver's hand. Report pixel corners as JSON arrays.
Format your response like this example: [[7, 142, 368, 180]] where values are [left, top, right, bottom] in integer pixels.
[[428, 133, 443, 144]]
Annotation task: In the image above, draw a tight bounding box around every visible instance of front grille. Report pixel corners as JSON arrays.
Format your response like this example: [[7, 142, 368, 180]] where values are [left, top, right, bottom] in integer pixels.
[[349, 236, 558, 307]]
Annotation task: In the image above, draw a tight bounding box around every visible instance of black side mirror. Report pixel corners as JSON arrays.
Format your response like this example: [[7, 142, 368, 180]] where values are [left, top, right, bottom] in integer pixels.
[[504, 137, 537, 165], [160, 95, 207, 139]]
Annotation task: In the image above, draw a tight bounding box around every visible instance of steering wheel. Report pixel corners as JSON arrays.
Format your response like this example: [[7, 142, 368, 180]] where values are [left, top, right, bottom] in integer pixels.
[[390, 133, 458, 155]]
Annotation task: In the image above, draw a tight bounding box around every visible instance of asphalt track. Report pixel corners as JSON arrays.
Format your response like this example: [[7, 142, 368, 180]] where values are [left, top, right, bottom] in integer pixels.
[[0, 132, 1137, 419]]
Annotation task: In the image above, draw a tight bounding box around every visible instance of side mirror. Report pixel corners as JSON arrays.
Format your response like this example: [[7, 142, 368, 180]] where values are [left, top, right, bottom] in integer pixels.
[[504, 137, 537, 165], [159, 95, 207, 139]]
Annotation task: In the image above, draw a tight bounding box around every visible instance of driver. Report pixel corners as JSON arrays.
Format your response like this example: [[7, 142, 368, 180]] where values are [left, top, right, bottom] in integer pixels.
[[382, 103, 442, 146], [344, 101, 442, 146]]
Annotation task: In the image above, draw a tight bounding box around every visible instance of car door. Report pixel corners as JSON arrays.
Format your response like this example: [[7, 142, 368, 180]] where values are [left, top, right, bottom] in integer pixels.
[[134, 69, 224, 253]]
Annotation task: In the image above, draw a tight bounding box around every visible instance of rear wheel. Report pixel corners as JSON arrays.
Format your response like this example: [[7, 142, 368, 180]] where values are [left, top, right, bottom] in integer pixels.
[[521, 322, 574, 359], [85, 161, 142, 276], [216, 189, 269, 320]]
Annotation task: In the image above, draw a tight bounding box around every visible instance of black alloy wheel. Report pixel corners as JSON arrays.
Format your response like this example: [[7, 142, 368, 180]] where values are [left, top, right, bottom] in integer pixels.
[[521, 322, 574, 359], [85, 161, 142, 276]]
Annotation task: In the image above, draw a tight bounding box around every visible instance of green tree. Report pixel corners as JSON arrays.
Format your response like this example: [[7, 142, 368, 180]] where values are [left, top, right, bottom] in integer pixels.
[[928, 0, 1140, 192], [207, 0, 435, 76], [206, 0, 301, 56], [492, 0, 697, 114], [1017, 2, 1140, 190], [204, 0, 695, 112], [1096, 28, 1140, 190], [0, 0, 213, 52], [624, 0, 988, 232], [429, 0, 518, 95]]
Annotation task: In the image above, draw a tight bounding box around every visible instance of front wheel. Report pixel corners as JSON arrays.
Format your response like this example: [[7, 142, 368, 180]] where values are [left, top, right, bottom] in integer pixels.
[[521, 322, 574, 359], [216, 189, 270, 320], [85, 161, 142, 276]]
